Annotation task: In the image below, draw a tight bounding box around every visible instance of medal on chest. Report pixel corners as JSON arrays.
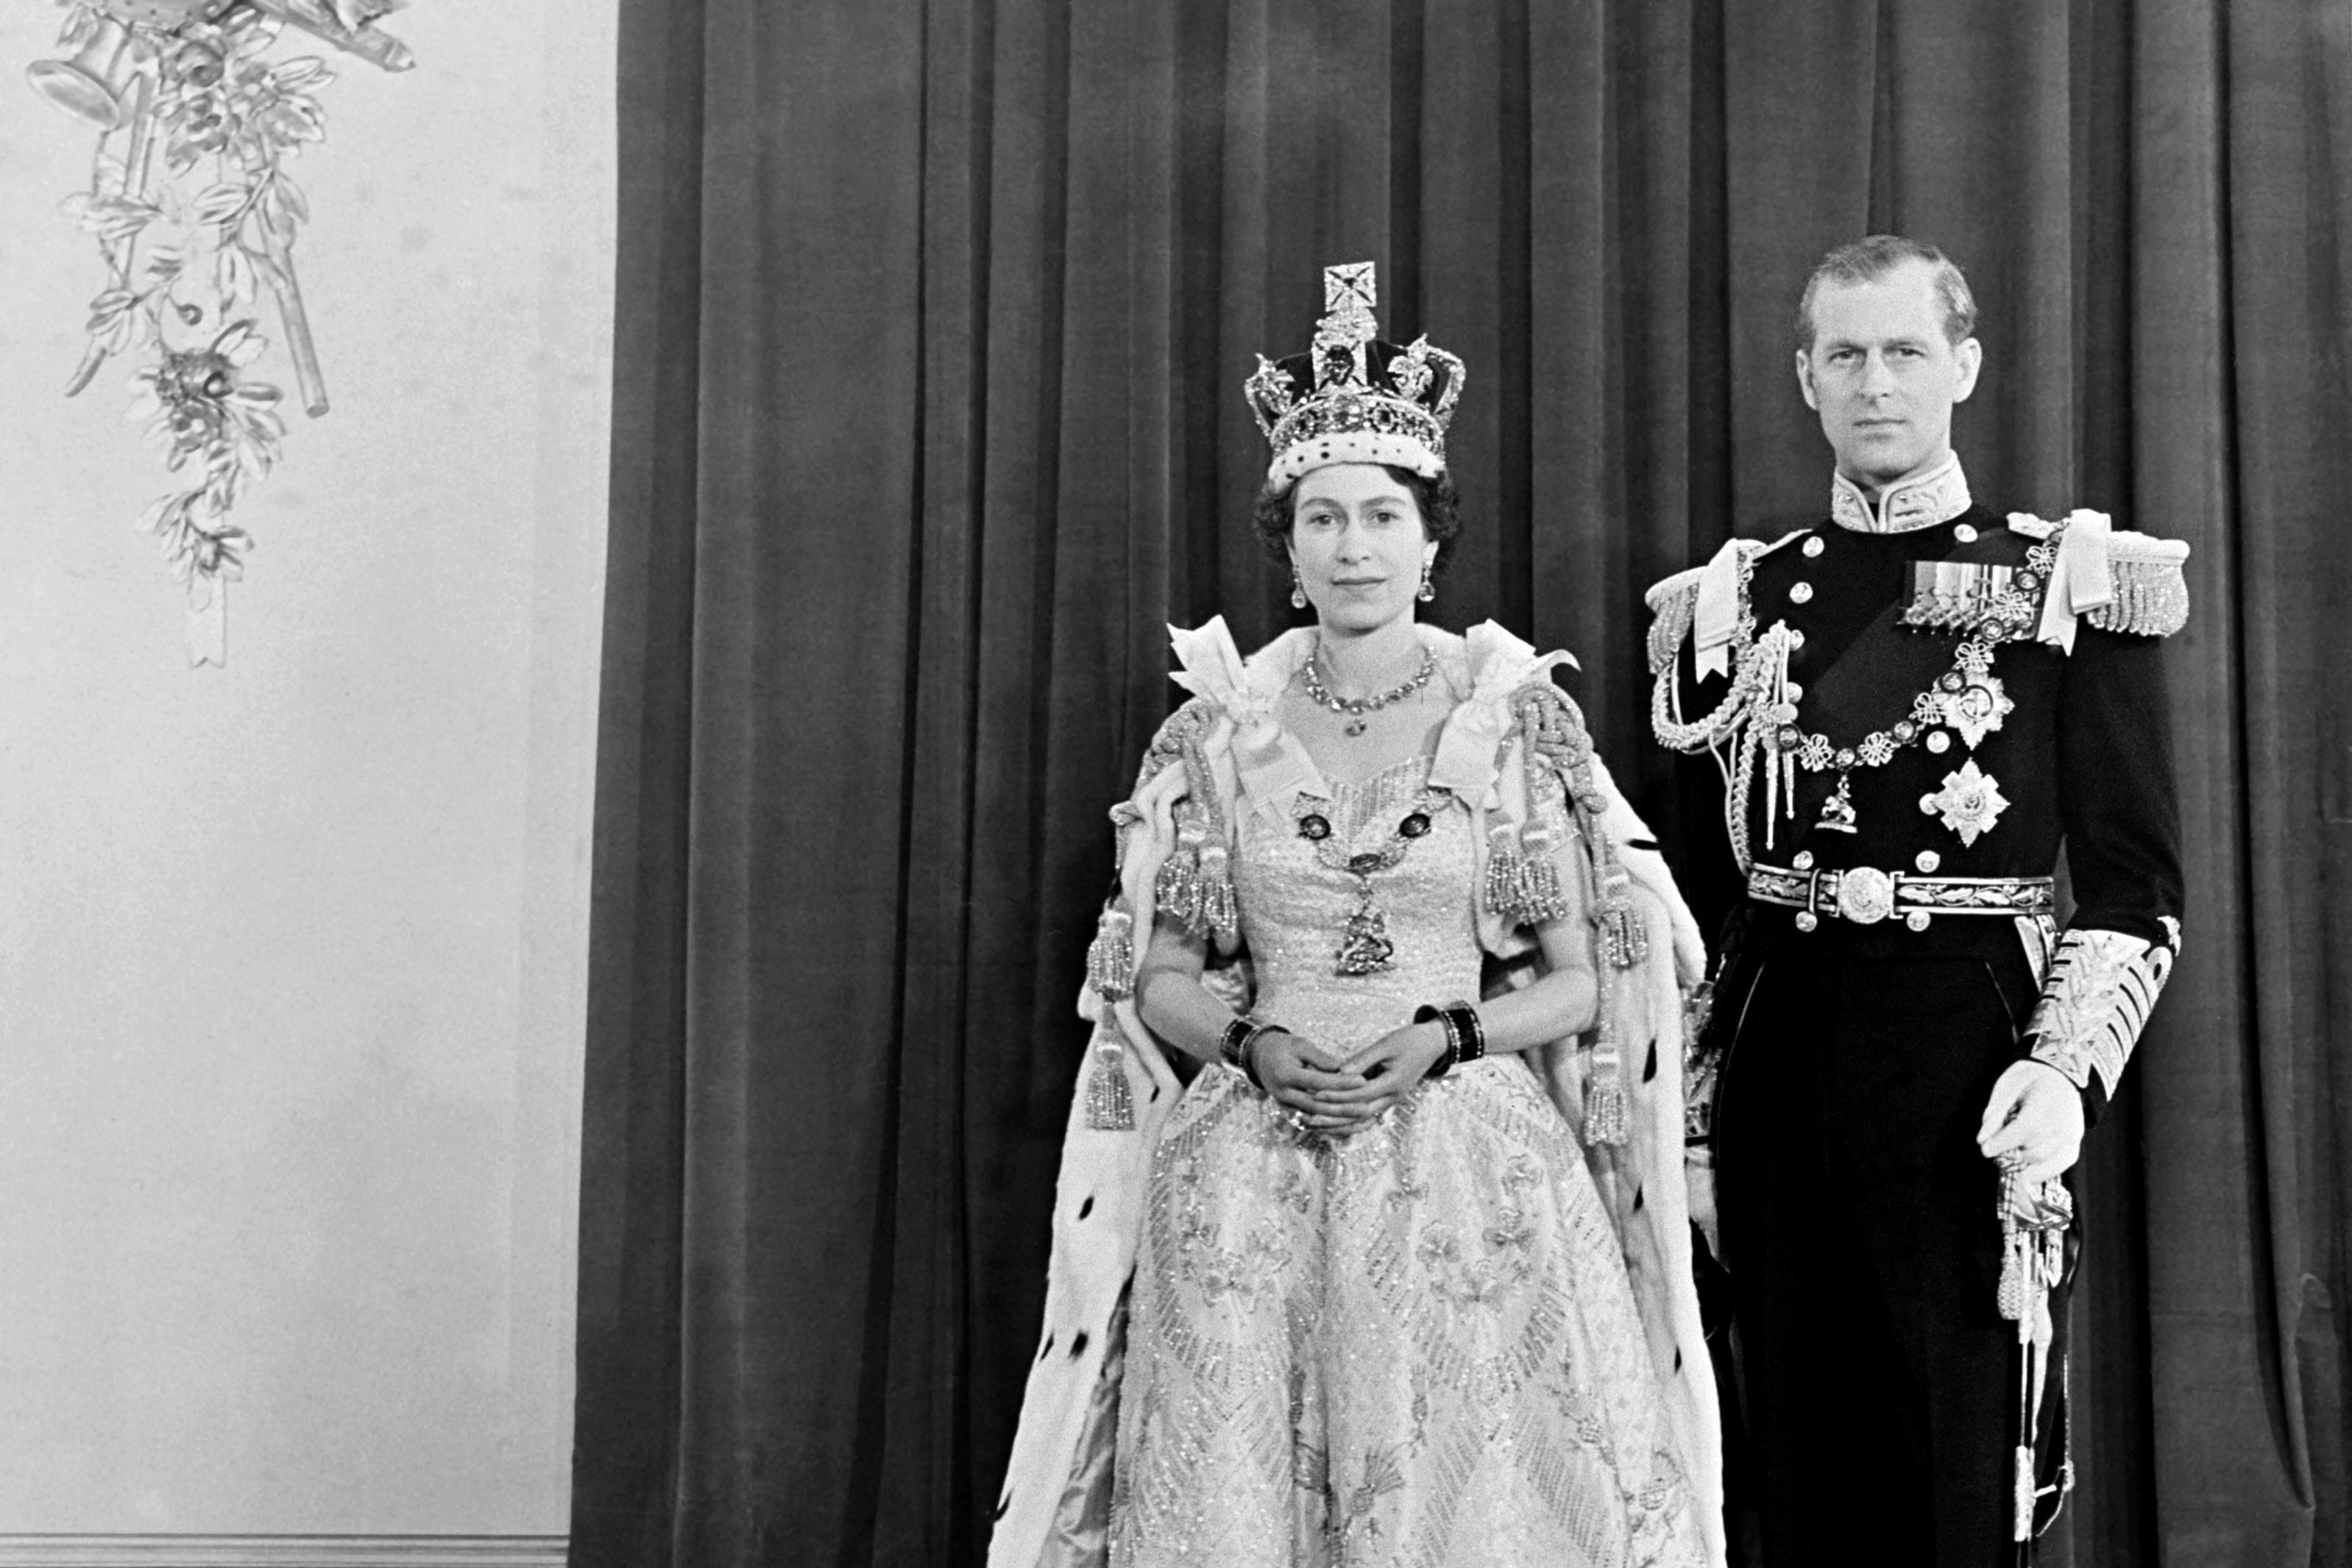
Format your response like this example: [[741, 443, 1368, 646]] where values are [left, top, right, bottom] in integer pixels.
[[1741, 526, 2061, 851]]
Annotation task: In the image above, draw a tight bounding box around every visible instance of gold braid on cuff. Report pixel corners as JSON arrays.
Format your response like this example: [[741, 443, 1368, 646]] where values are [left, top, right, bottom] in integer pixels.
[[2025, 926, 2178, 1099]]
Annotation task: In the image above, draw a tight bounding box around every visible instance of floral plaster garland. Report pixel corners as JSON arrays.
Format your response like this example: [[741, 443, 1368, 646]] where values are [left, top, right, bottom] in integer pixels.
[[30, 0, 412, 663]]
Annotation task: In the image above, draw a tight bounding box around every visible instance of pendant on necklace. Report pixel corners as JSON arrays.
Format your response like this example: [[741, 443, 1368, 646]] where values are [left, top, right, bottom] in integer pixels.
[[1344, 717, 1368, 737], [1334, 879, 1396, 976]]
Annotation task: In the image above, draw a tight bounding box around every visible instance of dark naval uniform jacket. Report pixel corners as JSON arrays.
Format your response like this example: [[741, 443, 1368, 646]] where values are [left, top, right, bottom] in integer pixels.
[[1645, 453, 2189, 1557]]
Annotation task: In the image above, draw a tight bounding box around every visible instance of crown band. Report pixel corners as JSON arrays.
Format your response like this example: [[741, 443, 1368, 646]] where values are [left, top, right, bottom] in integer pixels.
[[1265, 394, 1448, 484]]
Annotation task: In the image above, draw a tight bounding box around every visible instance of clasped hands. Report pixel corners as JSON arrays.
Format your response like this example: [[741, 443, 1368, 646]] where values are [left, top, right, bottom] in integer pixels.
[[1250, 1021, 1450, 1135]]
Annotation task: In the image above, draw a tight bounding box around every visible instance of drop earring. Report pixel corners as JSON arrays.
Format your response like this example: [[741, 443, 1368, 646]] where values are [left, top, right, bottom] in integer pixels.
[[1417, 563, 1435, 603], [1292, 572, 1308, 610]]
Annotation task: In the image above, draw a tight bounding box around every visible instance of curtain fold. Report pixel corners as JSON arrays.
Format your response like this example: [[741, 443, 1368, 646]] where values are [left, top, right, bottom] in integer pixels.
[[573, 2, 2352, 1563]]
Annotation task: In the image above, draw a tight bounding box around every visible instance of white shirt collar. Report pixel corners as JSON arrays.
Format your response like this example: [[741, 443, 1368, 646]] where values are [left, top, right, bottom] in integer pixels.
[[1829, 451, 1972, 533]]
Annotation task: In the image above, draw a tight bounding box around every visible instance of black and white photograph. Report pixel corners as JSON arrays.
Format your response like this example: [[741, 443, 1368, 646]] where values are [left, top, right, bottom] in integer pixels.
[[0, 3, 2345, 1566]]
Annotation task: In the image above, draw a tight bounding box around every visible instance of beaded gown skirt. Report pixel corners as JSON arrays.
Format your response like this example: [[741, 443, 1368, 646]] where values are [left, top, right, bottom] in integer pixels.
[[1108, 759, 1707, 1568]]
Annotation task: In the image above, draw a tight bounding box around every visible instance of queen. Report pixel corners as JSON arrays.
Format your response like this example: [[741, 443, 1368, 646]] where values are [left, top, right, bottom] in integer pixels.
[[992, 263, 1724, 1568]]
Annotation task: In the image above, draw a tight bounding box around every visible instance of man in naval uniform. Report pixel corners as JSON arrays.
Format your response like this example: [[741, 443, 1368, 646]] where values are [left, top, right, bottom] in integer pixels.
[[1647, 235, 2188, 1564]]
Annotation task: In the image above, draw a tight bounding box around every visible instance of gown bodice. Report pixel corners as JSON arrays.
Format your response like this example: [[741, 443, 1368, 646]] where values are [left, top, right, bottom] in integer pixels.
[[1233, 753, 1485, 1057]]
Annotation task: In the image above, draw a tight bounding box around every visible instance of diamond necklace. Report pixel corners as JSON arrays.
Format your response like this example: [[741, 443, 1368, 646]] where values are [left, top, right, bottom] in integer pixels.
[[1301, 643, 1439, 736]]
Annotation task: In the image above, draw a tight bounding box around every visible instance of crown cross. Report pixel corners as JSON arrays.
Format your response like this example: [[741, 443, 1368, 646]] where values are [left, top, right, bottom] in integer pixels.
[[1323, 261, 1376, 319], [1314, 261, 1378, 388]]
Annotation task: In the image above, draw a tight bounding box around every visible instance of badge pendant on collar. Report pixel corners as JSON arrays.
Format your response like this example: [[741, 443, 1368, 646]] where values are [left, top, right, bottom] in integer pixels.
[[1933, 659, 2013, 751], [1335, 881, 1398, 975], [1817, 773, 1858, 834], [1299, 797, 1436, 977]]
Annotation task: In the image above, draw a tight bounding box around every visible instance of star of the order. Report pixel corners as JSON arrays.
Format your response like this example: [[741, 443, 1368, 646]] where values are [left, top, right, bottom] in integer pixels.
[[1919, 759, 2010, 846]]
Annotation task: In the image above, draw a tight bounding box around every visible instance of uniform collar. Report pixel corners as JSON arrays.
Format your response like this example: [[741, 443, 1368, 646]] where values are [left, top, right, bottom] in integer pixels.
[[1829, 452, 1972, 534]]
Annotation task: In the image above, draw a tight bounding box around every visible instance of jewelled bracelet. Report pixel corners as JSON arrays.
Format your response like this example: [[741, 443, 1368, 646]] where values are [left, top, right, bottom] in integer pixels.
[[1441, 1002, 1487, 1065], [1217, 1015, 1273, 1090]]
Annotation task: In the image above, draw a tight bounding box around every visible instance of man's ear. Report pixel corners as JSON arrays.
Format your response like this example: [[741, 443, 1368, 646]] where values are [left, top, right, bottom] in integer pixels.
[[1794, 349, 1820, 412], [1952, 336, 1983, 404]]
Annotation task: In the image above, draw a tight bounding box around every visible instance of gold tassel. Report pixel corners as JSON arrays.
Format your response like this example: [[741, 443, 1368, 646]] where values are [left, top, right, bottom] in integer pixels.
[[1084, 1014, 1136, 1132], [1584, 1078, 1628, 1146], [1196, 842, 1237, 943], [1595, 868, 1648, 969], [1602, 901, 1648, 969], [1167, 741, 1232, 943], [1153, 848, 1200, 932], [1484, 820, 1526, 919], [1517, 824, 1571, 923], [1522, 856, 1567, 923], [1997, 1225, 2030, 1321], [1584, 1015, 1628, 1146], [1154, 798, 1227, 939], [1085, 898, 1136, 1003]]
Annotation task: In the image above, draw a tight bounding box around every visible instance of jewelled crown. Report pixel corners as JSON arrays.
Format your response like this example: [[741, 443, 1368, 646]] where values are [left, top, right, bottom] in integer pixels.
[[1245, 262, 1464, 486]]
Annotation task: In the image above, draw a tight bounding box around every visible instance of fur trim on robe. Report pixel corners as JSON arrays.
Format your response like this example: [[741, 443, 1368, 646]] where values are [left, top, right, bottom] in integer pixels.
[[989, 619, 1724, 1568]]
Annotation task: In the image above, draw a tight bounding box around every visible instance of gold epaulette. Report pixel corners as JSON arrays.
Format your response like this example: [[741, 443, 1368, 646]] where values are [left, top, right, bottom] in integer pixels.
[[2088, 532, 2191, 637], [1643, 566, 1704, 676]]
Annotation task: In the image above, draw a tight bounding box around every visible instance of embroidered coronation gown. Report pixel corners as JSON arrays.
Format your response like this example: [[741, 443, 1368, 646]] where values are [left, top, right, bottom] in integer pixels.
[[1107, 739, 1708, 1567]]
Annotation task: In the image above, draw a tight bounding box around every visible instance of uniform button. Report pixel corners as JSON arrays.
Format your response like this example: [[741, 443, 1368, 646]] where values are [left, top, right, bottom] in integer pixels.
[[1784, 681, 1804, 702], [1790, 581, 1815, 604], [1795, 912, 1819, 932], [1926, 730, 1952, 753], [1954, 523, 1979, 543], [1793, 851, 1815, 870], [1905, 910, 1933, 932], [1789, 628, 1806, 649], [1915, 851, 1941, 873], [1803, 536, 1825, 558]]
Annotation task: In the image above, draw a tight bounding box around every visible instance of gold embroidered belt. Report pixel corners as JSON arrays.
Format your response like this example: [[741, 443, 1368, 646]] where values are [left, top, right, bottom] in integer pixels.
[[1748, 862, 2055, 932]]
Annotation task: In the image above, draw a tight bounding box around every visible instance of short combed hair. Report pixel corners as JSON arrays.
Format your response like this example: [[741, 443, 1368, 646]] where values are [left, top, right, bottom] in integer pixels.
[[1252, 464, 1462, 579], [1795, 235, 1977, 354]]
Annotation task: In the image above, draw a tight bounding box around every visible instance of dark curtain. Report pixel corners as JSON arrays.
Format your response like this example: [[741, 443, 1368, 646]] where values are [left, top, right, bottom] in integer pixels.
[[570, 1, 2352, 1564]]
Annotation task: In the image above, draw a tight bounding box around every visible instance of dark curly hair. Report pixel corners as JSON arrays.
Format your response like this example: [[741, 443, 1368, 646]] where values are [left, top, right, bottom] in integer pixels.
[[1251, 464, 1463, 580]]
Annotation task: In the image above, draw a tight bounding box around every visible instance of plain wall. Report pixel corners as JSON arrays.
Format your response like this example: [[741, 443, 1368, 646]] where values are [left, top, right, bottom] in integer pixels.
[[0, 0, 611, 1533]]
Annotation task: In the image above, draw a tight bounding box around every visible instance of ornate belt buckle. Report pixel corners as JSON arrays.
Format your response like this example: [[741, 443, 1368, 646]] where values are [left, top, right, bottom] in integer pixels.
[[1836, 867, 1895, 926]]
